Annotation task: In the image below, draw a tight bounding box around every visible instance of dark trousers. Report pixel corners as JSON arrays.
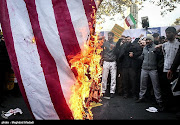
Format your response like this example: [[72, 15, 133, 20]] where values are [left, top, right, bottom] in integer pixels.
[[116, 68, 123, 95], [0, 69, 7, 104], [160, 72, 179, 109], [122, 67, 138, 97]]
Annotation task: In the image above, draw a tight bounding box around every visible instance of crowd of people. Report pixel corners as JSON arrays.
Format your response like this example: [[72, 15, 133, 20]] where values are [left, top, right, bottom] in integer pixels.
[[100, 26, 180, 118], [1, 26, 180, 119]]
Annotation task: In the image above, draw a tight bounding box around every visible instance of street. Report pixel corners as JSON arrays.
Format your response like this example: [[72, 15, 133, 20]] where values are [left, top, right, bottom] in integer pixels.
[[92, 94, 178, 120], [0, 93, 179, 120]]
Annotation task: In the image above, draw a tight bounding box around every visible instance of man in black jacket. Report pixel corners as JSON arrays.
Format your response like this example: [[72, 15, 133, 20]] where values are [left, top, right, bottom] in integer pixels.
[[119, 36, 142, 99], [115, 35, 126, 96]]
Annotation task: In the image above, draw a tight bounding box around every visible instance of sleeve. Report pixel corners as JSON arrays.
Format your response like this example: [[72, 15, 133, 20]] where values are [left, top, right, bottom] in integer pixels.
[[132, 44, 143, 58], [138, 48, 144, 61], [162, 43, 165, 56], [170, 45, 180, 72]]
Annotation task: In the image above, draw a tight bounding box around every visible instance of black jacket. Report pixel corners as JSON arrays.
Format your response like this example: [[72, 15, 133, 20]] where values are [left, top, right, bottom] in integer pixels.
[[0, 40, 11, 70], [118, 38, 142, 69], [170, 45, 180, 92], [171, 45, 180, 72]]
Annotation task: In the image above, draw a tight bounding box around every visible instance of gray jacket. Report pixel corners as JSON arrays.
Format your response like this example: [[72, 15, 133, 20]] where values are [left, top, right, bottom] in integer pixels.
[[102, 40, 117, 62], [139, 44, 158, 70]]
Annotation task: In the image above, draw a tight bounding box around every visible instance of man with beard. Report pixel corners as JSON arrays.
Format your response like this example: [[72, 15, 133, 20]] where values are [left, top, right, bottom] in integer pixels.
[[161, 27, 180, 112], [101, 32, 117, 98], [136, 35, 163, 110]]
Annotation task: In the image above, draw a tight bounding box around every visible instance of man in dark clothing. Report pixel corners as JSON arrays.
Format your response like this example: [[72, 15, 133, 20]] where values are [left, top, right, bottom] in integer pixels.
[[153, 33, 160, 45], [0, 35, 11, 107], [136, 35, 163, 110], [115, 36, 126, 96], [118, 36, 142, 99]]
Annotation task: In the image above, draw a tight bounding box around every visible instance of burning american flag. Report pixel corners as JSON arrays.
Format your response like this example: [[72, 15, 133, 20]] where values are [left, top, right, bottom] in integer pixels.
[[0, 0, 103, 120]]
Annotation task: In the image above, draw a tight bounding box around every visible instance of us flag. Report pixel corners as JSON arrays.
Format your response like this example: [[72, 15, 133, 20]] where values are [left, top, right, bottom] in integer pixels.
[[0, 0, 102, 120]]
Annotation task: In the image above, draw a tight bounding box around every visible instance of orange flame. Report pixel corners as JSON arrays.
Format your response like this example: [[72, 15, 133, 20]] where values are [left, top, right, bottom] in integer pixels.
[[32, 37, 36, 43], [69, 33, 104, 120], [69, 1, 104, 119]]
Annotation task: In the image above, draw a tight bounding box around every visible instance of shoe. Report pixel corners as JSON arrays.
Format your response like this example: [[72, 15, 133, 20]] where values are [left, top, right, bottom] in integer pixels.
[[135, 98, 145, 103], [157, 102, 165, 112], [102, 93, 110, 100], [110, 93, 115, 98], [133, 96, 138, 100], [103, 96, 110, 100]]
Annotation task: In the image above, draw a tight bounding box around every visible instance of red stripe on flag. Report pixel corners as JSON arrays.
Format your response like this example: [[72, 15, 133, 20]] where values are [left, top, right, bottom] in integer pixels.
[[125, 18, 130, 27], [52, 0, 81, 77], [0, 0, 34, 119], [82, 0, 97, 31], [24, 0, 73, 120]]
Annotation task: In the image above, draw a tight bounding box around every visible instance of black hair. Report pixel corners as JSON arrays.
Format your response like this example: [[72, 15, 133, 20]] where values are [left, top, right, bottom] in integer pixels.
[[108, 32, 114, 37], [152, 33, 159, 38], [165, 27, 177, 34]]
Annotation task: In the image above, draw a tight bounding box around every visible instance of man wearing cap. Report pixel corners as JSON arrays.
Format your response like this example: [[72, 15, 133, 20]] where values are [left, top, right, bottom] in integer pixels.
[[136, 34, 164, 110], [161, 27, 180, 111]]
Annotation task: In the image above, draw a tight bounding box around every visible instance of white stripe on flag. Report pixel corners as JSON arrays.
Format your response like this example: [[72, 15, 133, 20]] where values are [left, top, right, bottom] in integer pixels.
[[94, 0, 101, 8], [34, 0, 76, 107], [66, 0, 90, 51], [6, 0, 59, 119], [127, 16, 134, 26]]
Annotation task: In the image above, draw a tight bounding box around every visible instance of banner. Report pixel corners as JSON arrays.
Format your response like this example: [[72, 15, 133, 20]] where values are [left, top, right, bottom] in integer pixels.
[[146, 27, 161, 36], [111, 24, 125, 42], [122, 25, 180, 40]]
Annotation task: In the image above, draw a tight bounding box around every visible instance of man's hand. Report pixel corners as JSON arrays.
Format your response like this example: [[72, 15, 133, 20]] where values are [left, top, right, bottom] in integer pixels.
[[110, 44, 115, 50], [155, 44, 162, 49], [139, 34, 144, 38], [129, 52, 133, 57]]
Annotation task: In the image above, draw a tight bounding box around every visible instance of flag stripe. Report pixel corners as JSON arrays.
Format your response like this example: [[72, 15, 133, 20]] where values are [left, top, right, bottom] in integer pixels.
[[94, 0, 101, 8], [0, 0, 102, 119], [125, 17, 130, 27], [34, 0, 76, 108], [24, 0, 73, 119], [6, 0, 60, 119], [52, 0, 81, 78], [129, 13, 136, 24], [66, 0, 90, 51], [125, 14, 136, 27], [0, 0, 34, 119], [82, 0, 97, 31]]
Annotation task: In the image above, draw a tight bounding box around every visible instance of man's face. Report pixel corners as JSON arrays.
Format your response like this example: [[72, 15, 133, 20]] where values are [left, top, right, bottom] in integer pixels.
[[165, 31, 176, 41], [108, 34, 114, 41], [154, 36, 159, 41], [120, 36, 126, 43], [126, 37, 132, 43], [140, 40, 146, 47], [146, 39, 153, 45]]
